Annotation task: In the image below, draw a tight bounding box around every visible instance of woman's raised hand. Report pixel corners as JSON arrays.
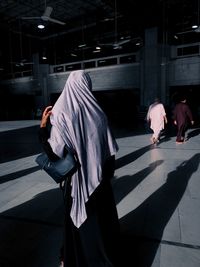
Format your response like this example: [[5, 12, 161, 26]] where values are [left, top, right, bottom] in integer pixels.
[[40, 106, 53, 128]]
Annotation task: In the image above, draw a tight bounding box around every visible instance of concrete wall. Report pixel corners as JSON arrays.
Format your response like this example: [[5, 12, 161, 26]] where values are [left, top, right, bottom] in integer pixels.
[[168, 56, 200, 86], [2, 55, 199, 96], [48, 63, 140, 94]]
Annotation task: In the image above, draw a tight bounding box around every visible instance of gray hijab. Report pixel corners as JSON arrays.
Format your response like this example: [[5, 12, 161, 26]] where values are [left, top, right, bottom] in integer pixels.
[[48, 70, 118, 228]]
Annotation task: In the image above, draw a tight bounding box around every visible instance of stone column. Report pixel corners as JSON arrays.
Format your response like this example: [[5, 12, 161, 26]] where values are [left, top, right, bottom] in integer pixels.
[[141, 27, 169, 107], [32, 53, 49, 109]]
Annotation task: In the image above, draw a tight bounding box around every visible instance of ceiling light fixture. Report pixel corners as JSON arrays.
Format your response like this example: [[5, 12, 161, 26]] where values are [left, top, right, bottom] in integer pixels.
[[192, 25, 198, 29], [78, 44, 86, 48], [38, 24, 45, 29], [92, 50, 100, 53]]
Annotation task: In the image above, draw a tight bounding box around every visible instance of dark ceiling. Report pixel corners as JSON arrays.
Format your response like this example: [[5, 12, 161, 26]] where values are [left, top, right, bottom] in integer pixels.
[[0, 0, 199, 75]]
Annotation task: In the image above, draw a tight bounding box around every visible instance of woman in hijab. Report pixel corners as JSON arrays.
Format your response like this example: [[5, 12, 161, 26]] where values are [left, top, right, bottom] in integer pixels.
[[39, 70, 120, 267]]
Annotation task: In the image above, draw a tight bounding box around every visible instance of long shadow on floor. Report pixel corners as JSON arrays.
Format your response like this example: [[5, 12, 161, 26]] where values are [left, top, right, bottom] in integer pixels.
[[187, 128, 200, 140], [118, 153, 200, 267], [113, 160, 164, 205], [115, 144, 153, 170], [0, 166, 40, 184], [0, 125, 42, 163], [0, 188, 64, 267]]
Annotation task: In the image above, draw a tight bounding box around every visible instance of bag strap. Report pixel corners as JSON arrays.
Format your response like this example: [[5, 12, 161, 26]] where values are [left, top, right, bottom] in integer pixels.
[[59, 180, 65, 191], [42, 157, 49, 169], [59, 178, 69, 200]]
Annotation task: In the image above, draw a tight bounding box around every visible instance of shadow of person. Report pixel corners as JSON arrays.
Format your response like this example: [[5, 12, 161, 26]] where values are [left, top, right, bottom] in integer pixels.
[[118, 153, 200, 267], [0, 125, 42, 163], [0, 188, 65, 267], [187, 128, 200, 140], [115, 144, 152, 170], [113, 160, 164, 205], [165, 123, 177, 138], [0, 166, 41, 184]]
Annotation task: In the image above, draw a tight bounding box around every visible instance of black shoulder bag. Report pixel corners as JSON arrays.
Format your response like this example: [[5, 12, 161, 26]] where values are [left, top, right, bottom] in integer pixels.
[[35, 146, 78, 184]]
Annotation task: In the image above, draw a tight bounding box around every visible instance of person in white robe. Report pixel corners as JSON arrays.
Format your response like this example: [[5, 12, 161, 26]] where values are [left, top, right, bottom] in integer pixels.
[[146, 98, 167, 144]]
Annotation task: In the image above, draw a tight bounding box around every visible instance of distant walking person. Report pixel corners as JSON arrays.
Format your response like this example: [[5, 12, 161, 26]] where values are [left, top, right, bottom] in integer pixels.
[[173, 96, 194, 144], [147, 98, 168, 144]]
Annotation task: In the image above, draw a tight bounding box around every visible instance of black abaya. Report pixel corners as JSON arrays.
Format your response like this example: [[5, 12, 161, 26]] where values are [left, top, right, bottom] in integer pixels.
[[38, 127, 120, 267]]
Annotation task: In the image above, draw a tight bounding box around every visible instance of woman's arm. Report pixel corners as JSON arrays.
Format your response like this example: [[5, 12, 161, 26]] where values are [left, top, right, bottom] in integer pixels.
[[38, 106, 60, 162]]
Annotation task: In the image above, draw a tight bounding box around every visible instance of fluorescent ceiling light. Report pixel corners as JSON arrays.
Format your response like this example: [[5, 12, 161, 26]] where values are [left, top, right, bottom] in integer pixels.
[[38, 24, 45, 29], [78, 44, 86, 48], [103, 18, 111, 22], [192, 25, 198, 29]]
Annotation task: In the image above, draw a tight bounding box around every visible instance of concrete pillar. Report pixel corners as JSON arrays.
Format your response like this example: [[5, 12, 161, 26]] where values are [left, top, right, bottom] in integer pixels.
[[32, 53, 50, 108], [141, 27, 170, 107], [143, 28, 160, 106]]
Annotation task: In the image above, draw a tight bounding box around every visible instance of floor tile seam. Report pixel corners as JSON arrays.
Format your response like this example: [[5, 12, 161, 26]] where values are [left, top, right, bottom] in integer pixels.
[[126, 234, 200, 250], [0, 182, 56, 208], [116, 144, 200, 151], [0, 167, 40, 179], [160, 239, 200, 250], [177, 206, 183, 247], [116, 145, 146, 148], [153, 147, 200, 151], [0, 179, 19, 192]]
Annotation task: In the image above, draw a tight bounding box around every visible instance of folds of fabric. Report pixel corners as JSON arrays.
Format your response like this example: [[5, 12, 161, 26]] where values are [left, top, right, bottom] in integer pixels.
[[48, 70, 118, 228]]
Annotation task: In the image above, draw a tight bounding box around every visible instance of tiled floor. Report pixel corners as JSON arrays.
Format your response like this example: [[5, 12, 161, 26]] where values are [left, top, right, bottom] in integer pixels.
[[0, 120, 200, 267]]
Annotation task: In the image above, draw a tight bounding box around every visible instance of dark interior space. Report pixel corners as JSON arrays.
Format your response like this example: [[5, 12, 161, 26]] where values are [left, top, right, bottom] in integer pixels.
[[0, 94, 35, 121], [94, 89, 140, 129], [50, 89, 140, 129]]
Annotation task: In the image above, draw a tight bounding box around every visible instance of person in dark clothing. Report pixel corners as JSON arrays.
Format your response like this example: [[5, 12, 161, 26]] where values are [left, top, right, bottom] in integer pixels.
[[173, 97, 194, 144], [38, 70, 120, 267]]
